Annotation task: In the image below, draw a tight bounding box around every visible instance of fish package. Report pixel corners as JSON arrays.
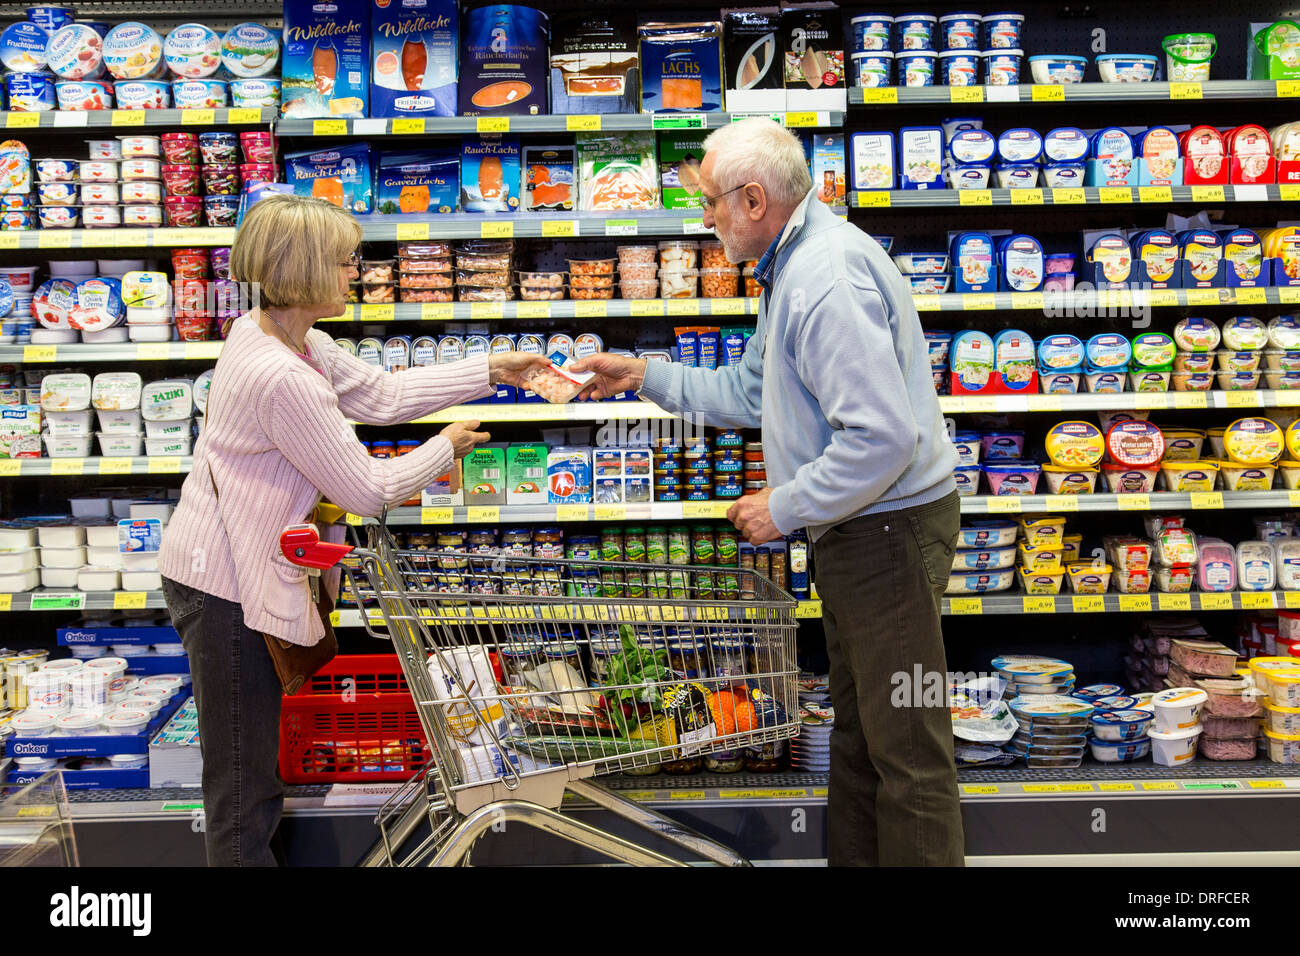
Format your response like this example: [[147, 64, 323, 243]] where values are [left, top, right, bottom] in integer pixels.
[[658, 131, 709, 209], [460, 136, 521, 212], [458, 4, 550, 116], [724, 7, 783, 110], [576, 131, 658, 211], [376, 149, 459, 214], [547, 446, 593, 503], [370, 0, 458, 118], [281, 0, 370, 118], [810, 132, 845, 205], [522, 145, 575, 211], [638, 21, 724, 113], [780, 3, 845, 92], [549, 12, 640, 114], [285, 143, 373, 213]]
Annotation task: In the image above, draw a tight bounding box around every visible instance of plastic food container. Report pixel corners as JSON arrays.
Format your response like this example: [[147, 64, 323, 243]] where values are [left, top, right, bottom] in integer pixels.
[[1265, 702, 1300, 735], [1089, 737, 1153, 762], [939, 50, 980, 86], [1151, 687, 1208, 732], [1029, 55, 1086, 84], [983, 49, 1023, 85], [956, 520, 1017, 549], [1096, 54, 1158, 83], [1161, 429, 1205, 461], [1100, 462, 1157, 494], [945, 568, 1015, 594], [1163, 33, 1216, 83], [1159, 460, 1217, 492], [897, 50, 937, 86], [1263, 728, 1300, 763], [1066, 562, 1111, 594], [1040, 465, 1097, 495], [113, 80, 171, 110], [1218, 462, 1275, 491], [1267, 668, 1300, 708], [1016, 566, 1064, 595], [102, 709, 150, 735], [951, 546, 1016, 572], [982, 461, 1040, 496]]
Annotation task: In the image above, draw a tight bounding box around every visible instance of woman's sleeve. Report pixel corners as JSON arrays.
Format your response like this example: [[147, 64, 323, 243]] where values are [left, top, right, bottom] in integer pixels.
[[317, 335, 493, 426], [257, 365, 453, 517]]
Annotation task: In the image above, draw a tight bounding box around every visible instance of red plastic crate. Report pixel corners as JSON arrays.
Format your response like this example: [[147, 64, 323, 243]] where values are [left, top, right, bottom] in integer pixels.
[[278, 654, 431, 784]]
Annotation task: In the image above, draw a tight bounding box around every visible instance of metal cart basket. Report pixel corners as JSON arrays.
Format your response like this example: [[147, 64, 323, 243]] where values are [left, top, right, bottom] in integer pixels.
[[281, 514, 800, 867]]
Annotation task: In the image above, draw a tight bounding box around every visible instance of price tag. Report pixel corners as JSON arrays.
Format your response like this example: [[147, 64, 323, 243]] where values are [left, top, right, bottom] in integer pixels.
[[708, 298, 746, 316], [1190, 185, 1226, 203], [114, 592, 148, 610], [31, 593, 85, 611], [1071, 595, 1105, 613], [395, 223, 430, 241], [565, 114, 601, 131], [1022, 596, 1056, 614], [913, 295, 943, 311], [0, 234, 17, 249], [183, 342, 222, 360], [541, 220, 577, 238], [1098, 187, 1131, 204], [1190, 492, 1223, 509], [1186, 289, 1222, 307], [37, 232, 73, 249], [630, 300, 665, 317], [1170, 82, 1203, 100], [76, 230, 114, 249], [0, 460, 20, 478], [1286, 591, 1300, 608], [1134, 393, 1169, 410], [1242, 592, 1276, 609], [52, 111, 88, 128], [513, 302, 549, 319], [1052, 188, 1086, 205], [181, 109, 215, 126], [1023, 784, 1060, 793], [1234, 184, 1269, 202], [684, 501, 727, 519], [1158, 593, 1192, 611], [652, 113, 705, 130], [1042, 495, 1080, 513], [1031, 84, 1065, 102], [1172, 392, 1208, 408], [1249, 779, 1287, 789], [228, 108, 263, 124], [1147, 289, 1179, 308], [360, 304, 394, 321], [475, 116, 509, 134], [1010, 188, 1043, 206], [1118, 594, 1153, 612], [949, 86, 984, 103], [961, 293, 996, 311], [1032, 396, 1063, 413], [151, 228, 190, 246], [958, 190, 992, 206], [605, 219, 638, 237], [312, 119, 348, 136], [949, 597, 982, 615], [1282, 288, 1300, 304], [1279, 185, 1300, 205], [392, 118, 425, 135], [1279, 80, 1300, 98], [854, 190, 893, 210], [783, 111, 818, 128], [5, 112, 39, 128], [469, 303, 503, 320], [574, 301, 607, 319], [111, 110, 146, 126], [328, 611, 341, 627], [1224, 391, 1263, 408], [467, 506, 499, 523], [554, 504, 588, 522], [666, 300, 700, 316], [0, 594, 9, 611], [1199, 592, 1234, 611], [1141, 781, 1179, 791], [146, 457, 182, 474], [985, 497, 1022, 513], [420, 507, 452, 525], [50, 459, 83, 476], [681, 218, 711, 235], [136, 343, 171, 361], [98, 458, 132, 475], [1010, 292, 1044, 311], [1138, 186, 1172, 204], [594, 504, 626, 521], [961, 397, 998, 414], [860, 88, 898, 104], [480, 221, 514, 239], [22, 344, 57, 363], [420, 302, 455, 320], [1291, 491, 1300, 508], [344, 513, 363, 527], [1117, 494, 1151, 511], [1235, 287, 1268, 305]]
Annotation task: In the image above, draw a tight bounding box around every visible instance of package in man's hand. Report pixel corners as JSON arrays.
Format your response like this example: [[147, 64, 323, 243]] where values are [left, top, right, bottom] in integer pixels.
[[521, 350, 596, 403]]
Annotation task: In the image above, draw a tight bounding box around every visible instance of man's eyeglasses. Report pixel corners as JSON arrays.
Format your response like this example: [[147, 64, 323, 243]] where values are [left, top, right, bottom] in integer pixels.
[[701, 182, 755, 212]]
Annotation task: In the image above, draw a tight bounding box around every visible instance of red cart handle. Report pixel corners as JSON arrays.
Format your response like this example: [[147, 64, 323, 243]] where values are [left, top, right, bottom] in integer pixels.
[[280, 524, 355, 570]]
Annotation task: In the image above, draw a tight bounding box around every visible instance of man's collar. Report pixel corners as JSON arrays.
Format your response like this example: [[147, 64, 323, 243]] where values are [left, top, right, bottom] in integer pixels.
[[753, 187, 819, 293]]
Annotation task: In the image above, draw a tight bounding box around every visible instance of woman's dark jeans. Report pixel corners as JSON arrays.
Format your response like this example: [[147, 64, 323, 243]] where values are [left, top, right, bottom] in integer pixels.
[[162, 576, 286, 867]]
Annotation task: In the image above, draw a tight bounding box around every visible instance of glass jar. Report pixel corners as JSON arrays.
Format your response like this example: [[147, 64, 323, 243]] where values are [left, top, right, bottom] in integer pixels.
[[407, 532, 436, 551], [645, 525, 668, 564], [704, 748, 745, 773], [544, 637, 584, 681], [436, 531, 467, 570], [566, 534, 600, 561], [770, 545, 788, 591], [624, 526, 647, 563], [738, 543, 757, 598], [668, 568, 689, 599], [623, 569, 646, 598], [498, 640, 542, 686], [566, 569, 601, 597], [600, 568, 625, 597], [534, 527, 564, 560], [502, 527, 533, 558], [600, 528, 624, 562], [744, 738, 786, 772], [666, 635, 704, 677], [533, 565, 564, 597], [754, 547, 771, 583], [710, 637, 749, 681], [661, 754, 702, 774], [587, 629, 622, 686], [691, 525, 715, 565], [668, 526, 691, 565], [467, 528, 498, 555], [370, 440, 395, 459]]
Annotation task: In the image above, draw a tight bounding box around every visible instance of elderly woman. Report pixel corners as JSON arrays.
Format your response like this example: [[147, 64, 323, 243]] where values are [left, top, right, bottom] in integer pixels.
[[159, 194, 543, 866]]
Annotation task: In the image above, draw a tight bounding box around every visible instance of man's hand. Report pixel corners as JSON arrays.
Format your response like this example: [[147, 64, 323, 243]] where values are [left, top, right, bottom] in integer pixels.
[[567, 352, 648, 400], [727, 487, 782, 545]]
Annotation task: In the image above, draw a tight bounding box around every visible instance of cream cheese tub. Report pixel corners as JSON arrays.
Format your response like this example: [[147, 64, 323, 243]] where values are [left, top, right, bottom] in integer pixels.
[[1018, 566, 1064, 594], [1042, 464, 1098, 494], [1149, 725, 1201, 766], [1152, 686, 1208, 732], [946, 569, 1014, 594], [1160, 460, 1218, 492]]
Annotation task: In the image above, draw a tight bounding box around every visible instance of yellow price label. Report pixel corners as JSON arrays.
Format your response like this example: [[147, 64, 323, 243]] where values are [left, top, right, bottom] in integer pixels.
[[1248, 780, 1286, 789], [1282, 287, 1300, 304], [146, 457, 182, 474], [1023, 784, 1061, 793], [1191, 492, 1224, 509], [469, 303, 503, 320], [345, 513, 363, 526], [1022, 596, 1057, 614], [565, 114, 601, 131], [22, 344, 56, 363], [1225, 391, 1263, 408], [329, 611, 341, 627], [574, 301, 607, 319], [467, 506, 499, 523], [5, 112, 39, 128], [1118, 594, 1153, 612], [420, 507, 453, 525], [541, 220, 576, 238], [1142, 782, 1180, 791], [1172, 392, 1208, 409], [480, 221, 514, 239], [949, 598, 982, 615], [1138, 186, 1173, 204], [1170, 82, 1202, 100], [949, 86, 984, 103], [1285, 184, 1300, 202], [1031, 84, 1065, 102], [1134, 393, 1169, 410], [630, 300, 665, 317], [710, 298, 746, 316], [856, 191, 891, 208], [594, 504, 626, 521], [360, 304, 394, 321], [666, 300, 700, 316], [513, 302, 549, 319], [1279, 80, 1300, 97], [985, 497, 1022, 513], [962, 785, 1000, 795], [476, 117, 509, 133], [783, 111, 818, 128], [1242, 592, 1276, 609], [1186, 289, 1222, 307], [114, 592, 148, 610], [1158, 593, 1192, 611], [151, 228, 191, 246], [392, 118, 425, 135], [962, 293, 996, 311], [913, 296, 942, 311], [1011, 292, 1044, 311], [1052, 188, 1086, 205], [1010, 188, 1044, 206], [394, 223, 430, 241], [0, 233, 17, 249], [37, 232, 73, 249], [1043, 495, 1080, 512], [0, 594, 9, 611], [1098, 187, 1131, 204], [1057, 784, 1096, 793], [958, 189, 992, 206], [0, 460, 20, 478], [98, 458, 133, 475], [420, 303, 455, 320], [313, 119, 348, 135], [961, 397, 998, 414], [181, 109, 215, 126], [861, 88, 898, 104], [50, 459, 83, 476], [684, 501, 727, 519], [111, 110, 146, 126], [1031, 396, 1062, 413], [228, 108, 262, 124], [1234, 287, 1268, 304], [1191, 185, 1225, 203], [555, 504, 588, 522], [1099, 783, 1137, 792], [1281, 591, 1300, 608], [183, 342, 222, 360], [136, 343, 171, 361], [1147, 289, 1180, 308], [1072, 595, 1105, 613], [1199, 592, 1234, 611], [1117, 494, 1151, 511]]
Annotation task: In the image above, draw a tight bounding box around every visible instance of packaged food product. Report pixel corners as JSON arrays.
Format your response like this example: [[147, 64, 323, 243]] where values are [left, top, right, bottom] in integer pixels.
[[1224, 417, 1283, 464], [1160, 460, 1218, 492], [1044, 421, 1104, 468], [1066, 561, 1111, 594], [1041, 465, 1098, 494], [576, 131, 658, 210], [1018, 516, 1066, 550], [1105, 420, 1164, 468], [1088, 709, 1154, 742], [1155, 527, 1197, 567], [101, 21, 161, 80]]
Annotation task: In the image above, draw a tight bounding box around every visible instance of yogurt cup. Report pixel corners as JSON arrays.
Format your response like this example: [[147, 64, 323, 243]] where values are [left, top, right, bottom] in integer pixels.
[[102, 709, 150, 735], [203, 195, 239, 227], [1041, 163, 1084, 188], [107, 753, 148, 769], [113, 79, 170, 110], [229, 77, 280, 108], [1149, 724, 1201, 766], [163, 196, 201, 227], [4, 70, 56, 111], [237, 131, 275, 165], [983, 48, 1023, 85], [102, 22, 163, 80], [13, 757, 59, 773], [1097, 54, 1158, 83], [78, 181, 117, 205], [201, 164, 240, 196], [221, 22, 280, 78], [0, 21, 50, 72], [117, 136, 161, 159], [160, 132, 199, 165], [897, 50, 936, 86], [81, 204, 123, 229], [79, 159, 117, 182], [163, 23, 221, 79], [161, 163, 200, 196], [54, 79, 112, 111], [172, 78, 227, 109], [86, 139, 122, 160], [37, 205, 78, 228], [10, 710, 57, 737], [120, 158, 160, 181], [36, 181, 78, 206], [1089, 737, 1152, 762], [46, 23, 105, 80]]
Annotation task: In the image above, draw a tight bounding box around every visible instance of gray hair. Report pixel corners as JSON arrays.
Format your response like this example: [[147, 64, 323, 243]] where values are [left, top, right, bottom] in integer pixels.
[[702, 118, 812, 209]]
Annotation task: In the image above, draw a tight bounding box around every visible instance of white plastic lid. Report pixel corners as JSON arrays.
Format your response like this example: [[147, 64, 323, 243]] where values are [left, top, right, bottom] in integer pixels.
[[57, 711, 103, 731], [10, 711, 56, 733], [1152, 687, 1209, 709], [102, 709, 150, 733], [92, 371, 143, 411], [1147, 724, 1202, 740], [38, 658, 84, 673]]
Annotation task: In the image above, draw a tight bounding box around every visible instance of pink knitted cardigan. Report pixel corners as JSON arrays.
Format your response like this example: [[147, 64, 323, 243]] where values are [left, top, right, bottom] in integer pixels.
[[158, 315, 492, 645]]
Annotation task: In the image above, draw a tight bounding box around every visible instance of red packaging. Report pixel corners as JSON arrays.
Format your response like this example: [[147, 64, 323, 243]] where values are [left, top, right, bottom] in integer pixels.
[[1229, 125, 1276, 185], [201, 164, 240, 196], [161, 164, 200, 197], [173, 278, 210, 313], [238, 163, 276, 182], [1106, 420, 1165, 467], [171, 251, 210, 281], [239, 130, 277, 165], [174, 312, 212, 342], [160, 132, 199, 165], [164, 196, 203, 226], [1181, 126, 1228, 186]]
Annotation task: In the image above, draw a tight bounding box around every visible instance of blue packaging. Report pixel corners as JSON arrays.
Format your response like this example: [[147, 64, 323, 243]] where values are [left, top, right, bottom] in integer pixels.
[[851, 14, 893, 52], [939, 49, 980, 86], [119, 517, 162, 553], [982, 13, 1023, 50], [895, 14, 937, 51], [638, 21, 724, 113], [938, 13, 981, 51], [26, 7, 75, 35], [896, 50, 936, 85], [1037, 334, 1083, 371], [952, 231, 995, 293], [376, 148, 459, 214], [698, 329, 719, 370], [460, 136, 520, 212], [720, 329, 746, 366], [948, 129, 995, 164], [548, 446, 592, 503], [459, 4, 549, 116], [996, 128, 1043, 165], [0, 21, 49, 72], [285, 143, 374, 213], [1043, 127, 1089, 163], [281, 0, 370, 118], [998, 235, 1044, 292], [675, 328, 698, 366], [897, 126, 944, 189], [4, 70, 54, 111], [371, 0, 458, 118]]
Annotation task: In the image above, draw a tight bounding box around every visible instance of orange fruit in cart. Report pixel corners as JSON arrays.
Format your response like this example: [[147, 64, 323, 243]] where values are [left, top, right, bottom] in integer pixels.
[[708, 689, 756, 735]]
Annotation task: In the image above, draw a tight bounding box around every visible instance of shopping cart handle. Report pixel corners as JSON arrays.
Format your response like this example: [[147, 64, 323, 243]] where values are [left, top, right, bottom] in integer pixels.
[[312, 502, 348, 525], [280, 524, 355, 570]]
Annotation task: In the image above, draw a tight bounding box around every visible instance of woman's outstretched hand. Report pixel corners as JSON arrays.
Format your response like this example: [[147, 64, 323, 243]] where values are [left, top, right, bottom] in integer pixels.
[[488, 351, 552, 388], [439, 420, 490, 459]]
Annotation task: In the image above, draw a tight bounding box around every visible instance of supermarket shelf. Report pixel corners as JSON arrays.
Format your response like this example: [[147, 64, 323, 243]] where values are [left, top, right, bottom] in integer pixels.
[[406, 400, 677, 423], [0, 341, 224, 364], [850, 185, 1294, 209], [942, 590, 1300, 615], [317, 298, 762, 323], [355, 209, 841, 241], [0, 589, 164, 612], [849, 80, 1300, 107], [0, 456, 190, 477], [0, 227, 233, 250], [959, 491, 1300, 514], [0, 108, 274, 130], [915, 286, 1300, 313], [278, 110, 844, 137], [939, 389, 1300, 413]]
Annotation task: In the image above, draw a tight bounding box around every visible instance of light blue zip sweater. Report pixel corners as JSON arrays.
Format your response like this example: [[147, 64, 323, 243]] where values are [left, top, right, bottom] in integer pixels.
[[638, 189, 957, 541]]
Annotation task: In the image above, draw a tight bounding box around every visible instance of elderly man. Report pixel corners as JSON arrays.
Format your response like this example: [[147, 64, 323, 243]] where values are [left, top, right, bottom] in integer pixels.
[[571, 118, 963, 866]]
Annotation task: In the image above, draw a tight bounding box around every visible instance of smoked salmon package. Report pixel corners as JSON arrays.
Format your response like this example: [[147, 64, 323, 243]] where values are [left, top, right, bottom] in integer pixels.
[[370, 0, 458, 118], [723, 8, 785, 113], [658, 131, 709, 209], [576, 131, 658, 211], [522, 145, 575, 212], [458, 4, 549, 117], [460, 136, 521, 213], [285, 143, 373, 213], [282, 0, 369, 118], [638, 21, 724, 113], [377, 149, 459, 214], [549, 12, 640, 115], [779, 2, 845, 110]]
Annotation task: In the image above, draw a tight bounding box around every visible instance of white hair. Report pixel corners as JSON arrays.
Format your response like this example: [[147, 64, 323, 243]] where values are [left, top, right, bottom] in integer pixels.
[[702, 118, 812, 209]]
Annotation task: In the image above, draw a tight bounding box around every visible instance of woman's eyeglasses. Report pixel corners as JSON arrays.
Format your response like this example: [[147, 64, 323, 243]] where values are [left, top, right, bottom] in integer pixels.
[[339, 252, 361, 268]]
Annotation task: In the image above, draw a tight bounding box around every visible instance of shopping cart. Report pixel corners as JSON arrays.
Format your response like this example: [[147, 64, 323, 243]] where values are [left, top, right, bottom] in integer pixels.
[[280, 512, 800, 867]]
